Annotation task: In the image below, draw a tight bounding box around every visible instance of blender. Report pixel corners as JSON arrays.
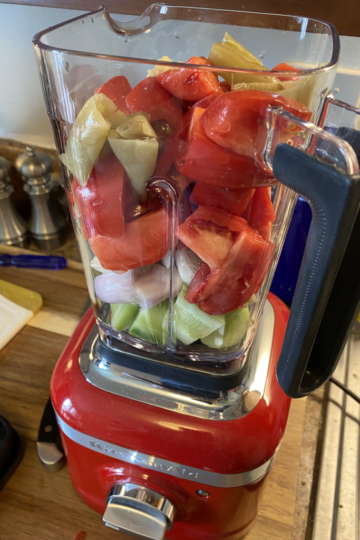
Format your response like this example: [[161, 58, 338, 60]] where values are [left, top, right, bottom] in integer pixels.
[[33, 6, 360, 539]]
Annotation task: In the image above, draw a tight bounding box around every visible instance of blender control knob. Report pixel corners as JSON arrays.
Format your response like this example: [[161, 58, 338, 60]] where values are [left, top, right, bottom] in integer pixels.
[[103, 483, 175, 540]]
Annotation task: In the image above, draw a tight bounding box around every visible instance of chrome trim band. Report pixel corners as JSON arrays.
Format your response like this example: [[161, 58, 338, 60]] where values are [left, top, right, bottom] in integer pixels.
[[79, 301, 275, 421], [56, 414, 275, 488]]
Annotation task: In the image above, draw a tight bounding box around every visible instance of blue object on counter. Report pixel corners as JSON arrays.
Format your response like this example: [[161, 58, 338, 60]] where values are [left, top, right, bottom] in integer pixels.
[[0, 254, 67, 270], [270, 197, 312, 305]]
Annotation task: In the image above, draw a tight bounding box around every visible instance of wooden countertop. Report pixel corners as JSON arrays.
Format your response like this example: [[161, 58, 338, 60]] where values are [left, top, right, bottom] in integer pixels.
[[0, 265, 307, 540]]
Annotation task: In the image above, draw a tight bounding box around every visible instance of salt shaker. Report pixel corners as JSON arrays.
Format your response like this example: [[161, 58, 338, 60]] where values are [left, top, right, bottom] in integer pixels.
[[0, 156, 29, 248]]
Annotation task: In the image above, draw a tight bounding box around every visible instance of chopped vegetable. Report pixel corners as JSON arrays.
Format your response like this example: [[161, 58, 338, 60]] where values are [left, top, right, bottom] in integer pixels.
[[201, 90, 311, 165], [59, 93, 116, 186], [175, 248, 202, 286], [126, 77, 183, 129], [94, 271, 138, 304], [208, 32, 269, 85], [89, 208, 171, 272], [94, 75, 132, 112], [169, 286, 225, 345], [72, 152, 126, 239], [190, 183, 255, 217], [130, 300, 169, 346], [201, 307, 249, 348], [111, 303, 140, 331], [157, 56, 221, 102], [133, 263, 183, 309], [176, 107, 275, 189], [116, 112, 157, 139], [147, 56, 174, 78], [109, 137, 159, 200]]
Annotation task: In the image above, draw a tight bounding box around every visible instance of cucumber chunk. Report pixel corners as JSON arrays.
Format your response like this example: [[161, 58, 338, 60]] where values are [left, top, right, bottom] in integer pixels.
[[130, 300, 169, 346], [201, 307, 249, 349], [111, 303, 140, 331], [169, 286, 225, 345]]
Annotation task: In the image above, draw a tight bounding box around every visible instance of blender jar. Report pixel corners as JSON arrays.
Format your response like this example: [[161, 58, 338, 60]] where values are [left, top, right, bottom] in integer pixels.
[[33, 4, 340, 367]]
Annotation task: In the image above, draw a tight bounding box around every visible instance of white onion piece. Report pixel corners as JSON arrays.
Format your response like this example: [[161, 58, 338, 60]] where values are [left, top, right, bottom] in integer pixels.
[[94, 272, 138, 304], [90, 256, 125, 275], [161, 250, 171, 269], [175, 249, 202, 286], [134, 264, 183, 309]]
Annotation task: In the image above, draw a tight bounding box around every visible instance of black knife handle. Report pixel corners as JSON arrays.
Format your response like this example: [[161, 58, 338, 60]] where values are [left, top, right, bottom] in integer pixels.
[[37, 398, 65, 472], [273, 144, 360, 398]]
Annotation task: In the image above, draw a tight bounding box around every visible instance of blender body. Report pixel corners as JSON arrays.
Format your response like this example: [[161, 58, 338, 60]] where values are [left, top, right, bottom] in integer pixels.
[[33, 6, 360, 539]]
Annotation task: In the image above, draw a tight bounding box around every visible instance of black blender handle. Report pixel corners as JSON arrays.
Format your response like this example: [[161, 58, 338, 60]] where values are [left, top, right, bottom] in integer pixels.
[[273, 143, 360, 398]]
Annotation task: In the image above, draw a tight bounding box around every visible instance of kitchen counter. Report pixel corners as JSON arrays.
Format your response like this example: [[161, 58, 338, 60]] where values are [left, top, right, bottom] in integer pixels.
[[0, 264, 309, 540]]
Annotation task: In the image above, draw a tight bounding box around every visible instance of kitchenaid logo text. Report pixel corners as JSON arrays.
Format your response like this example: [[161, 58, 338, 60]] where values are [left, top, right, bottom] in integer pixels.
[[89, 440, 201, 480]]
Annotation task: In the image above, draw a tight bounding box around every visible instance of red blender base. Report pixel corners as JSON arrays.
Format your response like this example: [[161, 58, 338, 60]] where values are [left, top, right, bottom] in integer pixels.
[[51, 293, 290, 540]]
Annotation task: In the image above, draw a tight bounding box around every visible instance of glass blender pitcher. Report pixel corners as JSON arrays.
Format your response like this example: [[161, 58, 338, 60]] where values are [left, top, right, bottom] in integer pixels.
[[33, 6, 360, 540]]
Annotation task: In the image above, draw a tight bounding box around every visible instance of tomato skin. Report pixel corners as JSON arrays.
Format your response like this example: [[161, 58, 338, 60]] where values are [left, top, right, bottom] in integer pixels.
[[272, 63, 300, 82], [157, 56, 221, 102], [200, 90, 311, 166], [220, 81, 231, 93], [176, 206, 246, 272], [196, 225, 275, 315], [89, 208, 171, 271], [94, 76, 131, 112], [73, 153, 125, 239], [176, 107, 276, 188], [190, 183, 255, 217], [245, 187, 276, 228], [171, 92, 223, 141], [125, 77, 183, 129]]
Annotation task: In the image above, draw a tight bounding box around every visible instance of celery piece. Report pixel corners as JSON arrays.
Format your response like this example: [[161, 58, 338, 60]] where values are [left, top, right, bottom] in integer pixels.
[[59, 93, 116, 186], [108, 137, 159, 200]]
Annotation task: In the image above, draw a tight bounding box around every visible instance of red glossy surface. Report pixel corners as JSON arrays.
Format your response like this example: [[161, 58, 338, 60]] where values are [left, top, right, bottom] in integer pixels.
[[52, 293, 290, 539]]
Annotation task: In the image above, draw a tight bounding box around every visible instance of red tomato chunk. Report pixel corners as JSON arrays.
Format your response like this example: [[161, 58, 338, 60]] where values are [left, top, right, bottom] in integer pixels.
[[73, 153, 125, 239], [176, 107, 275, 189], [157, 56, 221, 102], [125, 77, 182, 129], [190, 183, 255, 217], [95, 75, 132, 113], [89, 208, 171, 272]]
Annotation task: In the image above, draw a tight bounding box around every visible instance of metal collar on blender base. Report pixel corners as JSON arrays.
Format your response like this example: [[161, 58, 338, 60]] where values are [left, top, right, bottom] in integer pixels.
[[55, 413, 276, 488], [79, 300, 275, 422]]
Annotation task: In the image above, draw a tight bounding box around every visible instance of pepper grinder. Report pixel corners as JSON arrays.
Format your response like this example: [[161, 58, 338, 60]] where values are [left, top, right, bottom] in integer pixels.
[[0, 156, 29, 248], [15, 147, 66, 251]]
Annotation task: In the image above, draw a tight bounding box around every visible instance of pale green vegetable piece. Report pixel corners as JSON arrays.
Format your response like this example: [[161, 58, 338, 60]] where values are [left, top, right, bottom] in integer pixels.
[[147, 56, 174, 77], [130, 300, 169, 346], [59, 93, 116, 186], [108, 137, 159, 200], [111, 303, 140, 331], [201, 307, 250, 349], [117, 113, 157, 139], [168, 286, 225, 345], [233, 76, 315, 108], [209, 33, 270, 86], [108, 110, 128, 129]]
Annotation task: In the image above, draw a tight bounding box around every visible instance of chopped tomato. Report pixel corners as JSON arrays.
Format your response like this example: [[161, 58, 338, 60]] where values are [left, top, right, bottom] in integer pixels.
[[190, 183, 255, 217], [272, 63, 300, 82], [220, 81, 231, 93], [171, 92, 223, 141], [185, 262, 210, 303], [191, 91, 224, 110], [157, 56, 221, 102], [195, 225, 275, 315], [200, 90, 311, 167], [125, 77, 182, 129], [89, 208, 171, 271], [154, 140, 180, 177], [94, 76, 131, 113], [73, 153, 125, 239], [176, 206, 246, 271], [176, 107, 276, 189], [256, 222, 272, 239], [244, 187, 276, 228]]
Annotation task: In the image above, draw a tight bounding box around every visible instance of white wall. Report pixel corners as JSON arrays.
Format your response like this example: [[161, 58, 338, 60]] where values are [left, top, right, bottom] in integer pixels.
[[0, 4, 359, 149]]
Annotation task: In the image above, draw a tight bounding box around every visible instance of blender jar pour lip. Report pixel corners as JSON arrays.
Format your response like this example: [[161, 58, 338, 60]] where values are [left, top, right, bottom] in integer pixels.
[[32, 4, 340, 77]]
